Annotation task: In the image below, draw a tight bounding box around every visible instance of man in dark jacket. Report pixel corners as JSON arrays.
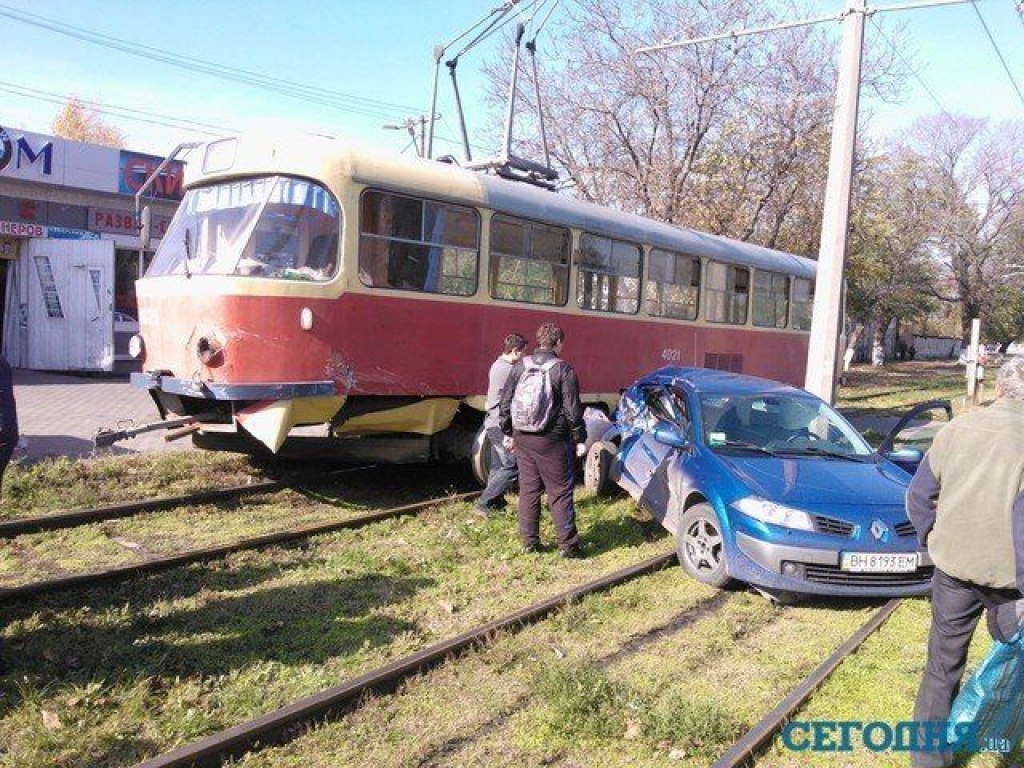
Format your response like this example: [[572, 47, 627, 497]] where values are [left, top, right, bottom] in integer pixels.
[[0, 353, 17, 495], [906, 355, 1024, 767], [499, 322, 587, 558]]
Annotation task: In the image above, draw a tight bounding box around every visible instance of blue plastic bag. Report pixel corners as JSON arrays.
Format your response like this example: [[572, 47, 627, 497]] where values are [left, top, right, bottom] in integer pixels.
[[947, 630, 1024, 755]]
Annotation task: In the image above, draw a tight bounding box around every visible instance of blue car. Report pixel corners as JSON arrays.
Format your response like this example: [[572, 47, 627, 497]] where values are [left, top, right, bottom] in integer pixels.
[[584, 367, 951, 599]]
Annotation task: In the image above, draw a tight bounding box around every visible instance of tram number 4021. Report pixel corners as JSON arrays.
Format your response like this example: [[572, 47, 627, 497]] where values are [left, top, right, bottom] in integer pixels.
[[660, 348, 682, 362]]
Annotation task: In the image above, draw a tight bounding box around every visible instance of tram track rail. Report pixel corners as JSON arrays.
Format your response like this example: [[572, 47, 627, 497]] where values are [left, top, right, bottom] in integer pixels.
[[0, 465, 376, 539], [711, 598, 903, 768], [128, 578, 901, 768], [135, 551, 680, 768], [0, 489, 480, 604]]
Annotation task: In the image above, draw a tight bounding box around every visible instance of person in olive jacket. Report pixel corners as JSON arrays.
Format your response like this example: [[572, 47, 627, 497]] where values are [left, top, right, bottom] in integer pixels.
[[906, 355, 1024, 767]]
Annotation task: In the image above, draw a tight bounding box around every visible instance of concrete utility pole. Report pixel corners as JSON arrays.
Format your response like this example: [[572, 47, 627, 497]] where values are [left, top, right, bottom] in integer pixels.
[[803, 0, 866, 404], [966, 317, 981, 403]]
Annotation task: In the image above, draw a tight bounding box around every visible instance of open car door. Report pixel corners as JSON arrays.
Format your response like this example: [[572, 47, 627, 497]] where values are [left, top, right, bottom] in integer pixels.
[[877, 399, 953, 475]]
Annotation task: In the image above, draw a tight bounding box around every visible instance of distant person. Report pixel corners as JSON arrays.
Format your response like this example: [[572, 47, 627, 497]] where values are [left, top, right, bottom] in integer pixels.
[[499, 323, 587, 558], [906, 355, 1024, 767], [871, 333, 885, 366], [475, 332, 527, 516], [0, 353, 17, 495]]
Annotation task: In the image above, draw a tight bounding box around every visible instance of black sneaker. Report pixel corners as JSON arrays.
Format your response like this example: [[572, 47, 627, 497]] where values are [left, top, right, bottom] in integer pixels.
[[521, 543, 541, 554], [559, 547, 583, 560]]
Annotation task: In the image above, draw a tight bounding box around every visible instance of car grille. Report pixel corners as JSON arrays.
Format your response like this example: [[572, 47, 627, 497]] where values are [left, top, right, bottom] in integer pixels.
[[894, 520, 917, 537], [803, 564, 934, 588], [813, 514, 855, 537]]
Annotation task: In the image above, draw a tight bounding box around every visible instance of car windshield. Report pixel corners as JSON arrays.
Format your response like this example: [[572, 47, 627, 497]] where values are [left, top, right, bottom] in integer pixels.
[[146, 176, 340, 281], [699, 392, 873, 457]]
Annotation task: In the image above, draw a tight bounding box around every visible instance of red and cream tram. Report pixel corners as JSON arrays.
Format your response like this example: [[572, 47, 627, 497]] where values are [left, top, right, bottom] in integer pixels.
[[129, 133, 816, 468]]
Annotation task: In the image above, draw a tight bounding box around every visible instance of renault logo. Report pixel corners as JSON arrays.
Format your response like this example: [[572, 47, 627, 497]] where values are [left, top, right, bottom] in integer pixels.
[[870, 520, 891, 543]]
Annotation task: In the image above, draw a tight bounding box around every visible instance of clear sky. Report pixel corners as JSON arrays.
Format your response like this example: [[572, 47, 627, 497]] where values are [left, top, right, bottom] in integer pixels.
[[0, 0, 1022, 158]]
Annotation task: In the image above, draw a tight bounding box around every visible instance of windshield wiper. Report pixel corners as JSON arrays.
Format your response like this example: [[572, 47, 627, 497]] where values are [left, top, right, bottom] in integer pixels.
[[716, 439, 780, 457], [183, 227, 193, 279], [779, 445, 869, 462]]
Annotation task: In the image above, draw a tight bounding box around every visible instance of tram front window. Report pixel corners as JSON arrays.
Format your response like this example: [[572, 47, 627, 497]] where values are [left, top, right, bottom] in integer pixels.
[[146, 176, 341, 281]]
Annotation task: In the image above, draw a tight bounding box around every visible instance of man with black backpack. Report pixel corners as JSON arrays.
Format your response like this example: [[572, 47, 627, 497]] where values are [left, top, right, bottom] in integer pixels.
[[499, 322, 587, 558]]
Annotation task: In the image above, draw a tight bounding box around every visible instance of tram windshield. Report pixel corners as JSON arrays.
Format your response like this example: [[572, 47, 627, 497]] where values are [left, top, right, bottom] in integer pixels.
[[146, 176, 341, 281]]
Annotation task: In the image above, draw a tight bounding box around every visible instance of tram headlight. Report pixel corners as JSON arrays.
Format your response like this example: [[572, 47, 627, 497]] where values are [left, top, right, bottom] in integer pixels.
[[300, 306, 314, 331], [128, 334, 145, 359]]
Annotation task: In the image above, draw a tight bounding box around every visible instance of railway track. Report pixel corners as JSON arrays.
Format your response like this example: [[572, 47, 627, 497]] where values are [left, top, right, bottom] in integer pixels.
[[135, 551, 680, 768], [130, 569, 902, 768], [0, 465, 375, 538], [0, 489, 480, 604], [711, 598, 903, 768]]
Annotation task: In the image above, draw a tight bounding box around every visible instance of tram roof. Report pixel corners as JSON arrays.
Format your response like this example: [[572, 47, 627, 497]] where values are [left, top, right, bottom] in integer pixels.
[[189, 133, 817, 280], [478, 173, 817, 280]]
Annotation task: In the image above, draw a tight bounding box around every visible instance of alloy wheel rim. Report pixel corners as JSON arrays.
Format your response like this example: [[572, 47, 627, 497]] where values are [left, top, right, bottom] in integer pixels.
[[684, 517, 723, 573]]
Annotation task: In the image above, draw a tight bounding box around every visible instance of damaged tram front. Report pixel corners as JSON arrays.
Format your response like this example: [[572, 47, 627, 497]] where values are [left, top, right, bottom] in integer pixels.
[[118, 132, 816, 469]]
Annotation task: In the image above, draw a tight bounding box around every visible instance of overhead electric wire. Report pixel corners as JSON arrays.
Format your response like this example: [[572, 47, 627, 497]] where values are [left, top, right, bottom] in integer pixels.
[[530, 0, 562, 41], [970, 1, 1024, 108], [0, 81, 236, 136], [440, 1, 517, 53], [868, 17, 952, 115], [0, 2, 422, 121], [450, 0, 544, 62]]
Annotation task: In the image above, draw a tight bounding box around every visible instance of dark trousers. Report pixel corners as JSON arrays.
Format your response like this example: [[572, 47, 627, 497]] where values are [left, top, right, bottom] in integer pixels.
[[912, 568, 1020, 768], [478, 427, 518, 508], [513, 431, 579, 552]]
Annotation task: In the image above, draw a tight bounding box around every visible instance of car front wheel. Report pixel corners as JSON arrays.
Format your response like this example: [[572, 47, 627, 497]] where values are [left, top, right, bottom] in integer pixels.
[[583, 441, 616, 496], [677, 503, 732, 588]]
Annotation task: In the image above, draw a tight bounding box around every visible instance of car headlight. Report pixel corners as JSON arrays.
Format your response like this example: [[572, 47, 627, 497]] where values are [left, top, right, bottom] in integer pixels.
[[732, 496, 814, 531]]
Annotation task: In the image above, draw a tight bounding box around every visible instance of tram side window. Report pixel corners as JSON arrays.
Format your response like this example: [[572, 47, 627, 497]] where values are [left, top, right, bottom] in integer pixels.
[[646, 249, 700, 320], [705, 261, 750, 324], [577, 234, 641, 314], [490, 215, 570, 305], [359, 190, 479, 296], [791, 277, 814, 330], [752, 270, 790, 328]]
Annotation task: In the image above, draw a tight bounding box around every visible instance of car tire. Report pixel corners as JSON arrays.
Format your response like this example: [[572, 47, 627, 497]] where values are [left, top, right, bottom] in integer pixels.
[[471, 426, 495, 487], [677, 502, 733, 589], [583, 441, 615, 496]]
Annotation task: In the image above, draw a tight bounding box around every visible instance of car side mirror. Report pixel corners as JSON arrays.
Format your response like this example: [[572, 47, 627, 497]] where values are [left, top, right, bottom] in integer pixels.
[[882, 447, 924, 465], [652, 421, 690, 450]]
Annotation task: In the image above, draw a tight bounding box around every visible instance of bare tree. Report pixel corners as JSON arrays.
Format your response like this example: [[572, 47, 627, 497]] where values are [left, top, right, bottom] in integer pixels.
[[900, 115, 1024, 339], [52, 97, 126, 148], [481, 0, 906, 256]]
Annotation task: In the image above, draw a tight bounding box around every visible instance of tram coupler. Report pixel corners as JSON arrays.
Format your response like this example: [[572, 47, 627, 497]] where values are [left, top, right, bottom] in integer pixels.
[[94, 413, 218, 448], [164, 423, 203, 442]]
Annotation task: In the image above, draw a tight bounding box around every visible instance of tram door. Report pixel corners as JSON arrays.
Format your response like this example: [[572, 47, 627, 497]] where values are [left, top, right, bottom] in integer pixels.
[[26, 239, 114, 371]]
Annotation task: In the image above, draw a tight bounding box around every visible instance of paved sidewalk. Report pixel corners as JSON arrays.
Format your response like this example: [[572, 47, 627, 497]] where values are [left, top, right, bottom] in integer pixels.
[[11, 369, 193, 462]]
